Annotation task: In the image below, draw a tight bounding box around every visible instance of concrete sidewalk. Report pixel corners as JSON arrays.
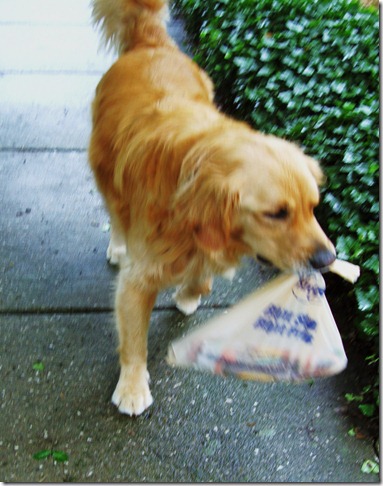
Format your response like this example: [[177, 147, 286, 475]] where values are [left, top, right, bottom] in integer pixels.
[[0, 0, 379, 482]]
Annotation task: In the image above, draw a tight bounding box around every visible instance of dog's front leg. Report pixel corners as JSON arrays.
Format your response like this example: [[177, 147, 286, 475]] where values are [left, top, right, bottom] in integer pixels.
[[112, 267, 157, 416]]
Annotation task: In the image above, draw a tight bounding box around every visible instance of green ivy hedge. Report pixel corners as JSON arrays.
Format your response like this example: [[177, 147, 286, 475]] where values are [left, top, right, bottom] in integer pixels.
[[173, 0, 379, 416]]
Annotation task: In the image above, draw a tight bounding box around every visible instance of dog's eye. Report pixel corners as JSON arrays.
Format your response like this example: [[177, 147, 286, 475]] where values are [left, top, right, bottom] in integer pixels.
[[263, 208, 289, 220]]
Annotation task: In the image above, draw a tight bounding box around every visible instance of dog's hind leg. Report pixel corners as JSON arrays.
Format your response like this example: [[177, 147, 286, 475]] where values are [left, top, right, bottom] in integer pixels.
[[173, 276, 213, 316], [106, 214, 127, 266]]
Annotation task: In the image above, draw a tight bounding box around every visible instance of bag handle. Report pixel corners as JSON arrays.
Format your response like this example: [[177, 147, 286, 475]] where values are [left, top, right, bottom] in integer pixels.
[[327, 259, 360, 283]]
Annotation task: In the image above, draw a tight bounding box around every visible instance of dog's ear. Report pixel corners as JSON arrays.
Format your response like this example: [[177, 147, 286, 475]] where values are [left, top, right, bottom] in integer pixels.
[[174, 172, 240, 252], [305, 155, 325, 186], [192, 190, 240, 252]]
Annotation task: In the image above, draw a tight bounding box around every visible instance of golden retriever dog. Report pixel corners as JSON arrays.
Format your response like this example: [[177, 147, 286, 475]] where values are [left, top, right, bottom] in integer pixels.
[[89, 0, 336, 416]]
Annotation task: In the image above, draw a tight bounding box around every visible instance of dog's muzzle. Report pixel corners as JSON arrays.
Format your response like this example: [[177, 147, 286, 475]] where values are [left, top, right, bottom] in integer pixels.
[[309, 248, 337, 270], [256, 248, 337, 271]]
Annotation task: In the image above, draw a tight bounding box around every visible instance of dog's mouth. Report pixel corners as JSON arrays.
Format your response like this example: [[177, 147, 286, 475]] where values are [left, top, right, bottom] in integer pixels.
[[256, 254, 274, 267]]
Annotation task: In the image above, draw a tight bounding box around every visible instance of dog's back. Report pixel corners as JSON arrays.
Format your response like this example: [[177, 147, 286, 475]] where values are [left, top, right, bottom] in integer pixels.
[[89, 0, 217, 236]]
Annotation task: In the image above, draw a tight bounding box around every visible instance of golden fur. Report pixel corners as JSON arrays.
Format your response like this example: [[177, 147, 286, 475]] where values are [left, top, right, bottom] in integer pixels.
[[89, 0, 336, 416]]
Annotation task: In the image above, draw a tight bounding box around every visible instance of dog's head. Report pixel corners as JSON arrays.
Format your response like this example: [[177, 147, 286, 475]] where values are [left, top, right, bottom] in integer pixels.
[[175, 127, 336, 271]]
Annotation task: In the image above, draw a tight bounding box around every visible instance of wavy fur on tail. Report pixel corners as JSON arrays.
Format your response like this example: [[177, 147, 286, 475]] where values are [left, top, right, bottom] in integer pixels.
[[92, 0, 172, 53]]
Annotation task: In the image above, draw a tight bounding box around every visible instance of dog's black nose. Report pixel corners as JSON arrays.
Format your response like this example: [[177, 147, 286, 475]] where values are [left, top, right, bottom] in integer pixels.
[[309, 248, 336, 270]]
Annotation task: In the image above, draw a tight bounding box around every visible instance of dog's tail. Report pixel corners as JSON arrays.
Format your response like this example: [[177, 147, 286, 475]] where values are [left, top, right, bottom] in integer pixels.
[[92, 0, 172, 54]]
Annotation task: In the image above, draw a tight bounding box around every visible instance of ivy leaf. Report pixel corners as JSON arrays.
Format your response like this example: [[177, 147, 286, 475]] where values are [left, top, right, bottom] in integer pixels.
[[32, 361, 44, 372], [278, 91, 291, 104], [32, 450, 52, 461], [358, 404, 375, 417], [32, 449, 69, 462], [361, 459, 379, 474], [345, 393, 363, 403], [355, 287, 378, 313], [52, 451, 69, 462]]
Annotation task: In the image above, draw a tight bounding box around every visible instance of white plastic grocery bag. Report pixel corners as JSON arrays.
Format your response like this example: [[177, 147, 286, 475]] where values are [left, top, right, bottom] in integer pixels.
[[167, 260, 359, 382]]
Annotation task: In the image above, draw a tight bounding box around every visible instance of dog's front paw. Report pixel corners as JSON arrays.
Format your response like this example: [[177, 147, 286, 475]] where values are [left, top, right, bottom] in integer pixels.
[[112, 365, 153, 416], [106, 242, 127, 266], [173, 290, 201, 316]]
